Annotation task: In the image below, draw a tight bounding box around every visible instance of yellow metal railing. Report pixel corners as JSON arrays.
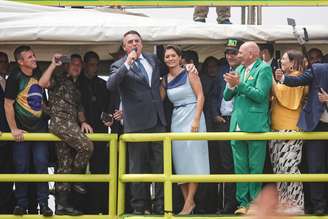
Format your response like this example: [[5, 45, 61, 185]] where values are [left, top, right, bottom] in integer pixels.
[[0, 133, 118, 219], [118, 132, 328, 219], [2, 131, 328, 218]]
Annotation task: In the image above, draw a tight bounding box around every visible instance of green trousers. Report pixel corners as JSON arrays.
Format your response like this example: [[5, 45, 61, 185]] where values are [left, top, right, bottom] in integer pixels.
[[231, 140, 267, 208]]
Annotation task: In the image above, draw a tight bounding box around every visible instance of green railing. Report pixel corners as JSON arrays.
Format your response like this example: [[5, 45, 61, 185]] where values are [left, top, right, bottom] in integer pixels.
[[118, 132, 328, 219], [12, 0, 328, 6], [0, 133, 118, 219]]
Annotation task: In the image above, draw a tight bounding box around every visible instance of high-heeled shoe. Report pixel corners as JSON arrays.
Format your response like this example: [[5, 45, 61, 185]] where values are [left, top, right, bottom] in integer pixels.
[[178, 205, 196, 215]]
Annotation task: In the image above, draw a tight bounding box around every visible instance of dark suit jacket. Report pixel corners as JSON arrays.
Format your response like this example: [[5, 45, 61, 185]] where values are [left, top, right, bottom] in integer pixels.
[[78, 73, 122, 134], [107, 52, 166, 133], [271, 58, 279, 74], [0, 85, 10, 147], [284, 63, 328, 131], [217, 61, 230, 116], [200, 74, 219, 131], [0, 86, 9, 132]]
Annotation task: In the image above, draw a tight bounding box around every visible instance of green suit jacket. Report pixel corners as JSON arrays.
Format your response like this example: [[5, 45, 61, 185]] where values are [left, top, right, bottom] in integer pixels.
[[223, 59, 272, 132]]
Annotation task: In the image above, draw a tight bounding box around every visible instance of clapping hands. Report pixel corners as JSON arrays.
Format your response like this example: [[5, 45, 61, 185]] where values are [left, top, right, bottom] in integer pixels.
[[224, 72, 240, 87]]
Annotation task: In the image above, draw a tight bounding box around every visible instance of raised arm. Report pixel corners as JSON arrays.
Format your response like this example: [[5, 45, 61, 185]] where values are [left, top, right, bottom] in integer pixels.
[[107, 52, 137, 91], [283, 68, 313, 87], [39, 54, 62, 88], [106, 61, 129, 91]]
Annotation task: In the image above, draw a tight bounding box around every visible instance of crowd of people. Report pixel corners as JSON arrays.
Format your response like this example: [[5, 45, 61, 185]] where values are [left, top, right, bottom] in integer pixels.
[[0, 29, 328, 217], [0, 47, 122, 216]]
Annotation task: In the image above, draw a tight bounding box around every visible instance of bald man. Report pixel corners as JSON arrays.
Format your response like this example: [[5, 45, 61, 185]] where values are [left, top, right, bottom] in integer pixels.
[[223, 42, 272, 215]]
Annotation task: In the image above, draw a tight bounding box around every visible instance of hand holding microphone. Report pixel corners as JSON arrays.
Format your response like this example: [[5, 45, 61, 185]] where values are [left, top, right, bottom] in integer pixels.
[[126, 47, 138, 65]]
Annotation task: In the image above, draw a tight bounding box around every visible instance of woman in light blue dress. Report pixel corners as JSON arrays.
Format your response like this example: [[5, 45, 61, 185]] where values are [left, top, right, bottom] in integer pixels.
[[162, 45, 209, 215]]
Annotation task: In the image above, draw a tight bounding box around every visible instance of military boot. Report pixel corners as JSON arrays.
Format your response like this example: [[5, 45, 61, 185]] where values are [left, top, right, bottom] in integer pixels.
[[55, 191, 83, 216]]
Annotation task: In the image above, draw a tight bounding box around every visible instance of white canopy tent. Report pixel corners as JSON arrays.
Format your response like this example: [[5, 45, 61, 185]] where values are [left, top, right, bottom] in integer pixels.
[[0, 0, 328, 61]]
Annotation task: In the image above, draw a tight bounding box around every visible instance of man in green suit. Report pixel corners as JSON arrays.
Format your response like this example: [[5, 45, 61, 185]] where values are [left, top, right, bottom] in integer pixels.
[[223, 41, 272, 215]]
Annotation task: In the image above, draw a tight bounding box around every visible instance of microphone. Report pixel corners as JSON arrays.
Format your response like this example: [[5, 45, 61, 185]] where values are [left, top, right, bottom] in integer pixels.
[[131, 48, 137, 61]]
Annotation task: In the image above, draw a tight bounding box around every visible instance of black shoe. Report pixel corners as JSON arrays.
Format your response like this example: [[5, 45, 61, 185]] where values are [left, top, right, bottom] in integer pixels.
[[153, 206, 164, 215], [73, 183, 87, 194], [195, 208, 206, 214], [13, 206, 27, 215], [314, 208, 325, 216], [132, 209, 144, 215], [55, 204, 83, 216], [218, 206, 235, 215], [40, 204, 53, 217]]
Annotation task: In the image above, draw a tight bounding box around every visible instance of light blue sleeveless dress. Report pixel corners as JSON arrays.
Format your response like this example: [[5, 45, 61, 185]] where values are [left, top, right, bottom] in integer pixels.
[[166, 70, 210, 175]]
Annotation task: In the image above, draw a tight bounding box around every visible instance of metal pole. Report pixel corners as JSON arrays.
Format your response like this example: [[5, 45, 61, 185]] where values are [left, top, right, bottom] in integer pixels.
[[251, 6, 256, 24], [164, 138, 173, 219], [257, 6, 262, 25], [241, 6, 246, 24], [109, 135, 118, 219], [117, 140, 127, 217], [247, 6, 252, 24]]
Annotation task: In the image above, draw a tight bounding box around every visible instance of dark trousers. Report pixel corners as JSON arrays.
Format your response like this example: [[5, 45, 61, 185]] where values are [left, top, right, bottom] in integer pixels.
[[13, 141, 49, 208], [196, 116, 236, 214], [0, 143, 14, 214], [86, 141, 109, 214], [128, 124, 165, 212], [215, 116, 237, 212], [306, 121, 328, 211], [195, 140, 220, 213], [195, 116, 218, 213]]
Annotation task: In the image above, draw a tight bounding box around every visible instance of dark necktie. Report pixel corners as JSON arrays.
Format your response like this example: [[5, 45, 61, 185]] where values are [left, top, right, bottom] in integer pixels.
[[135, 58, 149, 83]]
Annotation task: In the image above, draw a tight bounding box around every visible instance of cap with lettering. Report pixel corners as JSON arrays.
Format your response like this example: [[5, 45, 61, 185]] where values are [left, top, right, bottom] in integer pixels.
[[225, 39, 243, 53]]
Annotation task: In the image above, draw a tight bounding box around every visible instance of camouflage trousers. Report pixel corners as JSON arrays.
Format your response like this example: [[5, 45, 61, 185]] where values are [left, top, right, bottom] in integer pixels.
[[193, 6, 231, 23], [49, 117, 94, 192]]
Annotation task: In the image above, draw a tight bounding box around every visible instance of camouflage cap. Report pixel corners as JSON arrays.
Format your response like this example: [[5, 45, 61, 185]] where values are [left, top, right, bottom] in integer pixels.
[[225, 39, 243, 53]]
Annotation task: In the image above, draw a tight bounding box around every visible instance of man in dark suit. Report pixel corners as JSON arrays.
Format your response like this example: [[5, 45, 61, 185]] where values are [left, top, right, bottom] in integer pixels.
[[260, 43, 279, 75], [77, 51, 122, 214], [106, 30, 166, 215], [0, 52, 14, 214], [308, 48, 323, 66], [276, 63, 328, 216], [215, 39, 243, 214]]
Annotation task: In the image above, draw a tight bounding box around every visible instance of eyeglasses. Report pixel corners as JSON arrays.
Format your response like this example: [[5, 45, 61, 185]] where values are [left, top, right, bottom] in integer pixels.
[[225, 51, 238, 56]]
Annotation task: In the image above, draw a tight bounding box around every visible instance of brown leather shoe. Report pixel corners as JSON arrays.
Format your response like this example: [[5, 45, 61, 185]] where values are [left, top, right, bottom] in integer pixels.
[[234, 207, 248, 215]]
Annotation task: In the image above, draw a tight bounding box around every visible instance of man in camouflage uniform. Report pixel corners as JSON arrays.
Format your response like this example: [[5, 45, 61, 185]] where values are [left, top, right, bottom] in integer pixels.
[[39, 54, 94, 216], [193, 6, 231, 24]]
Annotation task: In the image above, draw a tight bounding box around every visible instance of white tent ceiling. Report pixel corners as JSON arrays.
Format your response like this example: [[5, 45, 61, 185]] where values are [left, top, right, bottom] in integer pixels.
[[0, 0, 328, 61]]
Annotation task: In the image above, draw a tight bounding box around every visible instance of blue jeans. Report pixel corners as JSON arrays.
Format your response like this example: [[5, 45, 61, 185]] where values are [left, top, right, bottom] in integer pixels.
[[13, 141, 49, 208]]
